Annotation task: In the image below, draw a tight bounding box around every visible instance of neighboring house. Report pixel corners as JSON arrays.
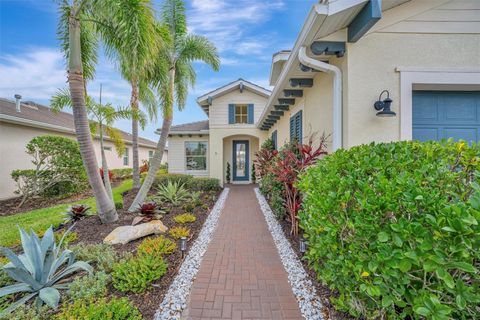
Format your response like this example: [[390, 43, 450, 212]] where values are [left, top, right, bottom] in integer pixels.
[[167, 0, 480, 185], [0, 97, 167, 200]]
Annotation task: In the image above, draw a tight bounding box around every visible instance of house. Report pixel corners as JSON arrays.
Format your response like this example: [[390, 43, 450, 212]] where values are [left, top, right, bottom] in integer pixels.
[[0, 96, 167, 200], [166, 0, 480, 185]]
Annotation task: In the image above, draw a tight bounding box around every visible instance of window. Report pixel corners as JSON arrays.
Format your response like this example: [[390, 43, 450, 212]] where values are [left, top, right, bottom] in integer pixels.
[[289, 110, 303, 144], [271, 130, 278, 150], [235, 104, 248, 124], [123, 148, 129, 166], [148, 150, 154, 163], [185, 141, 207, 171], [103, 146, 112, 151]]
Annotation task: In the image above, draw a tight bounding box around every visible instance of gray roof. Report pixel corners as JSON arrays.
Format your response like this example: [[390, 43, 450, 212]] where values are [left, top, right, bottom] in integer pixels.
[[170, 120, 209, 133], [0, 98, 158, 148]]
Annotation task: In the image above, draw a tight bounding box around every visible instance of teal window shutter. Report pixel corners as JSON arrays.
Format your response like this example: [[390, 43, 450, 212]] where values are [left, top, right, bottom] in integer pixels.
[[247, 104, 254, 124], [296, 110, 303, 144], [289, 116, 295, 141], [228, 104, 235, 124], [271, 130, 277, 150]]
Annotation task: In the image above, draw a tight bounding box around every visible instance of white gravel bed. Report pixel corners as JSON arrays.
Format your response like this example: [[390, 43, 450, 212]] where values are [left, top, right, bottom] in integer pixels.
[[255, 188, 324, 320], [154, 188, 230, 320]]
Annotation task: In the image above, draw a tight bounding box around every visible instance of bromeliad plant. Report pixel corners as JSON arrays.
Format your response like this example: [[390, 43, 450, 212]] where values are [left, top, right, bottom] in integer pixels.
[[0, 226, 92, 315], [270, 136, 328, 236], [132, 202, 164, 225], [64, 204, 93, 223]]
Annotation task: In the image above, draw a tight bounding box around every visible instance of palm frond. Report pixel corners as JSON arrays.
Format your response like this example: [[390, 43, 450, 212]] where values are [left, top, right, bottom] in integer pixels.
[[50, 88, 73, 112], [138, 81, 158, 122], [161, 0, 187, 41], [177, 34, 220, 71], [105, 126, 125, 157]]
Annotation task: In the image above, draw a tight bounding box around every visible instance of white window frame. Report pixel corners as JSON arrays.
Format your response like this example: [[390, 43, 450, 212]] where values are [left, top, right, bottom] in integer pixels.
[[234, 104, 248, 124], [103, 146, 112, 151], [123, 147, 129, 166], [397, 67, 480, 141], [184, 141, 208, 172], [148, 150, 154, 163]]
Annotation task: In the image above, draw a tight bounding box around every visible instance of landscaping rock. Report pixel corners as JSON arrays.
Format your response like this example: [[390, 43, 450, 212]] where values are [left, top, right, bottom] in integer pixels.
[[103, 220, 168, 245]]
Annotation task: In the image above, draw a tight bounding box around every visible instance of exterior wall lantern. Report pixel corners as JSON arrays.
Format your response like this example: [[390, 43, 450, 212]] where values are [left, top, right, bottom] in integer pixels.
[[374, 90, 396, 117]]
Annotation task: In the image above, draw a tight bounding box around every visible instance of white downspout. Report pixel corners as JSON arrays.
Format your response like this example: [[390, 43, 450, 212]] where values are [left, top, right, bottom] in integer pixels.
[[298, 46, 342, 151]]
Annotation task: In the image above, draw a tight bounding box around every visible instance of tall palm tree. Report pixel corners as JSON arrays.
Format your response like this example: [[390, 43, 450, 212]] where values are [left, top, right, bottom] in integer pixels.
[[129, 0, 220, 211], [100, 0, 160, 190], [57, 0, 157, 223], [51, 88, 146, 199]]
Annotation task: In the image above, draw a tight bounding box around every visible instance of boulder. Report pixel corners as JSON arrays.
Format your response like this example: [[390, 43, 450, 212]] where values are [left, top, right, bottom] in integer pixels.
[[103, 220, 168, 245]]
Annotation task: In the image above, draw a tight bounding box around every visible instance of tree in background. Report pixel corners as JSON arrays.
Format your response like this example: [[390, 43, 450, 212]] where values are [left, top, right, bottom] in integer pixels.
[[51, 88, 146, 199], [129, 0, 220, 211]]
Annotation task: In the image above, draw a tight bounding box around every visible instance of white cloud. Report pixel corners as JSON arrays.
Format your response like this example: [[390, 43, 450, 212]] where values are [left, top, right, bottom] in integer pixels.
[[0, 48, 66, 101], [188, 0, 285, 56]]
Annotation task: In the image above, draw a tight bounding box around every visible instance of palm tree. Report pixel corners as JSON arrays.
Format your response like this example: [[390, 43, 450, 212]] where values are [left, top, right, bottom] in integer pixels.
[[128, 0, 220, 211], [57, 0, 157, 223], [100, 0, 160, 190], [51, 88, 146, 199]]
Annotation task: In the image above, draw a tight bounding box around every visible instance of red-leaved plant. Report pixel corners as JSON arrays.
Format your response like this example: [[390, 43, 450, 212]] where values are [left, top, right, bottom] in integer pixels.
[[140, 159, 150, 174], [271, 136, 328, 235], [254, 148, 278, 178], [132, 201, 165, 225], [64, 204, 92, 223], [99, 167, 113, 181]]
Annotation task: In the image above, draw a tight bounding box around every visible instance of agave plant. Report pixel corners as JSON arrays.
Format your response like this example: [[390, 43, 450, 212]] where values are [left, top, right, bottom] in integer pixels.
[[155, 181, 189, 206], [0, 226, 92, 315], [132, 202, 164, 225], [64, 204, 93, 223]]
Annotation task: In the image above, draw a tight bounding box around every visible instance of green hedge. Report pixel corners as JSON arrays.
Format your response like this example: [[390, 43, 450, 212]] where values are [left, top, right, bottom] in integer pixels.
[[152, 173, 220, 191], [298, 140, 480, 319]]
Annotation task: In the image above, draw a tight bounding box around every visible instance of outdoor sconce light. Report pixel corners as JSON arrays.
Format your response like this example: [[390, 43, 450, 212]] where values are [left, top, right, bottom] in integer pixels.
[[299, 238, 307, 255], [374, 90, 396, 117], [180, 237, 187, 258]]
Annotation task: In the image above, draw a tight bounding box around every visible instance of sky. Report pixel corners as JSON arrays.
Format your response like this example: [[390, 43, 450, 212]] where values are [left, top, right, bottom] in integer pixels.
[[0, 0, 315, 141]]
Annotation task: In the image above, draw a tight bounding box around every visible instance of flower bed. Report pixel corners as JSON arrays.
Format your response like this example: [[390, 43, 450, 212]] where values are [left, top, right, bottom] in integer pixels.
[[0, 178, 223, 319]]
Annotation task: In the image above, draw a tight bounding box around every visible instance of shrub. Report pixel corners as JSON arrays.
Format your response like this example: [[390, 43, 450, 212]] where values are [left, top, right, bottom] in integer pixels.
[[174, 213, 196, 224], [169, 226, 190, 239], [0, 227, 91, 315], [63, 204, 93, 223], [54, 297, 141, 320], [67, 271, 109, 300], [188, 178, 220, 191], [99, 167, 113, 182], [112, 255, 167, 293], [110, 168, 132, 180], [155, 181, 189, 206], [140, 159, 150, 174], [10, 135, 87, 207], [70, 243, 119, 273], [299, 140, 480, 319], [0, 304, 50, 320], [226, 162, 231, 183], [138, 236, 176, 258]]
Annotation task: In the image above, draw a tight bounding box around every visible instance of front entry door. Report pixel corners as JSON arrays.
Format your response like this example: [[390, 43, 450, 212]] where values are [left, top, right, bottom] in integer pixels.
[[232, 140, 249, 181]]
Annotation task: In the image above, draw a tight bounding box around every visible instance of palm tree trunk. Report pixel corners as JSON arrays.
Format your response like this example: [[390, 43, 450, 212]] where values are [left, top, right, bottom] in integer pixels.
[[131, 80, 141, 190], [99, 123, 113, 199], [68, 10, 117, 223], [128, 68, 174, 211]]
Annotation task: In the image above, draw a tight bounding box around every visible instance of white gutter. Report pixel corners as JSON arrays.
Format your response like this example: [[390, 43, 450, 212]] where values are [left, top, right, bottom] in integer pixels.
[[298, 46, 343, 150]]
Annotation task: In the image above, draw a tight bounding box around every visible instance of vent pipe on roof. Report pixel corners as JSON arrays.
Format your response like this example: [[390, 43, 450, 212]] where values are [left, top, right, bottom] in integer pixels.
[[14, 94, 22, 112]]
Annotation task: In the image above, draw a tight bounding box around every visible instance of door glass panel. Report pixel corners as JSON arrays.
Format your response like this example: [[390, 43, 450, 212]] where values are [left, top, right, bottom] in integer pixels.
[[236, 143, 246, 177]]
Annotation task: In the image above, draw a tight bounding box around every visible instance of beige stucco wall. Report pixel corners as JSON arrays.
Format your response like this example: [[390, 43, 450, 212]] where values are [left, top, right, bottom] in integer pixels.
[[267, 0, 480, 152], [167, 135, 209, 177], [0, 122, 157, 200]]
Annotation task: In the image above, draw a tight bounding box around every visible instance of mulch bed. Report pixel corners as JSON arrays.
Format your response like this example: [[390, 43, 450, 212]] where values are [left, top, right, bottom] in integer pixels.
[[58, 187, 222, 319], [279, 219, 354, 320], [0, 180, 123, 216]]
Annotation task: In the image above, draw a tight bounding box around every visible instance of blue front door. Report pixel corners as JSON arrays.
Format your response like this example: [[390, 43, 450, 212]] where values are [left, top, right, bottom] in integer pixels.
[[232, 140, 249, 181], [413, 91, 480, 143]]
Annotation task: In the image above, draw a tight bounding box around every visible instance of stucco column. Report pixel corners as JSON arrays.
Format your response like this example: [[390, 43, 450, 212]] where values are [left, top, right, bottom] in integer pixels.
[[209, 132, 224, 185]]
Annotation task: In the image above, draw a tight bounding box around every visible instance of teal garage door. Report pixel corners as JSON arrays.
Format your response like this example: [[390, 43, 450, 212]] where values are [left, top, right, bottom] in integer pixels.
[[413, 91, 480, 143]]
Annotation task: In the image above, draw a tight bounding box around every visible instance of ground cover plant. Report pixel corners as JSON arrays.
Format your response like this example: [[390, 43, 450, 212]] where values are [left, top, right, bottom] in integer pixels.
[[169, 226, 190, 239], [174, 213, 196, 224], [299, 140, 480, 319]]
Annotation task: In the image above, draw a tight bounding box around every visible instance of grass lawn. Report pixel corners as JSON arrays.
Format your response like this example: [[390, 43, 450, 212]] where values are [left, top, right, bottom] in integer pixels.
[[0, 179, 133, 247]]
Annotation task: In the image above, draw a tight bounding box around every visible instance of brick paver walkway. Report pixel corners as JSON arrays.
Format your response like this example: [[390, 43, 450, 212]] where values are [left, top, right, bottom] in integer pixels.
[[184, 185, 302, 320]]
